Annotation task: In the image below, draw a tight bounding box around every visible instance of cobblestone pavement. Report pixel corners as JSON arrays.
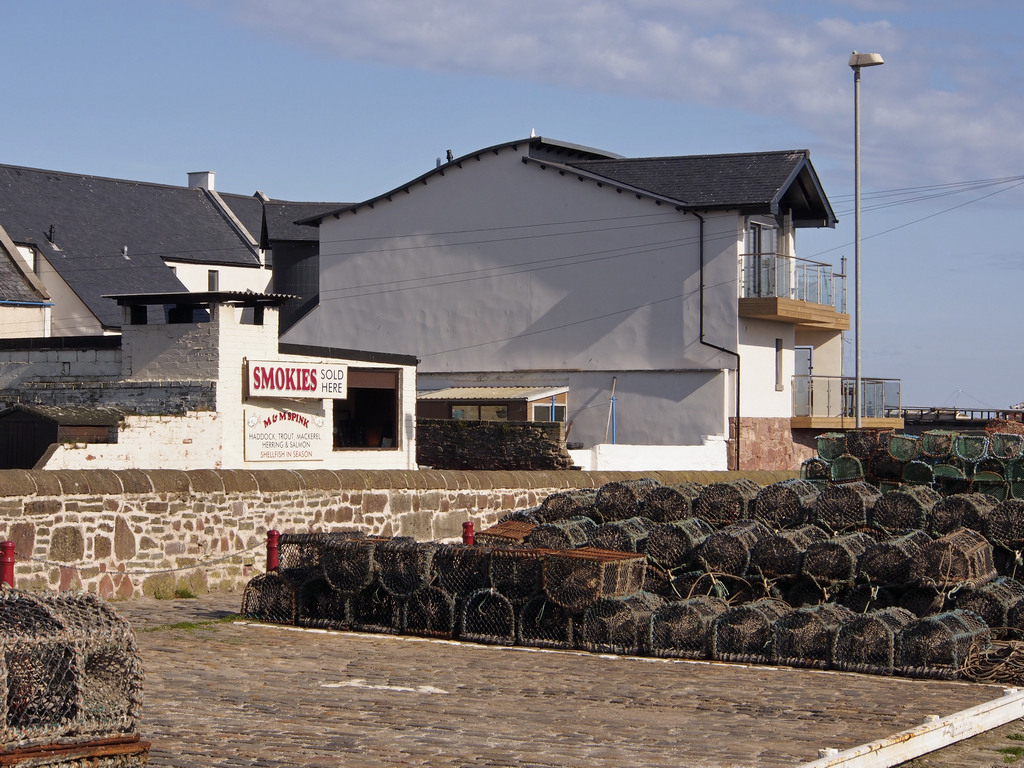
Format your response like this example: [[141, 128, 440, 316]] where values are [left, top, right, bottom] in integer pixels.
[[115, 594, 1024, 768]]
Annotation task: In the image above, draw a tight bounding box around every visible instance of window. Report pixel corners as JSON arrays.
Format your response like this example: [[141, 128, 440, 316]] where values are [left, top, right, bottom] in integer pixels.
[[207, 269, 219, 291], [775, 338, 785, 392], [333, 369, 400, 449], [533, 404, 566, 422]]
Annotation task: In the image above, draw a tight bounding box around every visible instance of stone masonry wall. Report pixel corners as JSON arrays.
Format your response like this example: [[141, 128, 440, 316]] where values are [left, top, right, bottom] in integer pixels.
[[731, 417, 817, 471], [0, 468, 794, 599]]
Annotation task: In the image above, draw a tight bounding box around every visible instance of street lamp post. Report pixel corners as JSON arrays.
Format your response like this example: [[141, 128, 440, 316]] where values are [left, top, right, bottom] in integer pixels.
[[850, 51, 884, 428]]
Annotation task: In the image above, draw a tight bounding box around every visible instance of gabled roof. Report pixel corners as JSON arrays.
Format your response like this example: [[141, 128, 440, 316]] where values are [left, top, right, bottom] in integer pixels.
[[297, 136, 621, 223], [568, 150, 836, 227], [0, 255, 48, 304], [262, 201, 345, 244], [0, 164, 264, 329]]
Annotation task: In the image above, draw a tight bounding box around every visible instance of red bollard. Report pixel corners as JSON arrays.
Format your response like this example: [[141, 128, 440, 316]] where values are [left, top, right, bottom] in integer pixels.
[[266, 530, 280, 572], [0, 541, 14, 588], [462, 521, 475, 546]]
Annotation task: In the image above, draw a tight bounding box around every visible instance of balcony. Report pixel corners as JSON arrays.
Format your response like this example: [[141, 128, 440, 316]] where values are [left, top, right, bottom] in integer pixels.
[[738, 253, 850, 331], [791, 375, 904, 429]]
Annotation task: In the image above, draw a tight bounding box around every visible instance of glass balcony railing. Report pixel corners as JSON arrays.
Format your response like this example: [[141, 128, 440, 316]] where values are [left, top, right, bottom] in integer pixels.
[[741, 253, 847, 314], [793, 375, 902, 419]]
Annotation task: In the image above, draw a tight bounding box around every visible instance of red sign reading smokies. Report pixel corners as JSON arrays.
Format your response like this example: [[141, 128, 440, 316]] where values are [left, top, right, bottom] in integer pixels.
[[246, 359, 348, 399]]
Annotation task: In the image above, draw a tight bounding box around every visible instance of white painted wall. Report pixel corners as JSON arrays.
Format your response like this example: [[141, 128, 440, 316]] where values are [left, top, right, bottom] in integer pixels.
[[0, 305, 47, 338], [35, 253, 107, 335], [285, 145, 742, 450], [739, 318, 796, 417], [568, 435, 728, 471], [164, 260, 272, 294]]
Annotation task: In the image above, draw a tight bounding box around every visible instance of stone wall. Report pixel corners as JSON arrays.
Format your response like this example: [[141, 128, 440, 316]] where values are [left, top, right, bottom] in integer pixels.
[[0, 467, 794, 599], [730, 417, 817, 471], [416, 419, 574, 470]]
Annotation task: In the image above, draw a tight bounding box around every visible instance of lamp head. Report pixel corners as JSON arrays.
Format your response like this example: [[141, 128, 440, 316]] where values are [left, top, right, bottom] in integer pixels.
[[849, 51, 884, 69]]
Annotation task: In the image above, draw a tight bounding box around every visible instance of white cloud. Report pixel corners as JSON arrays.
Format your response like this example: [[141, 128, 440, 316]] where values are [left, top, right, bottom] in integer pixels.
[[224, 0, 1024, 189]]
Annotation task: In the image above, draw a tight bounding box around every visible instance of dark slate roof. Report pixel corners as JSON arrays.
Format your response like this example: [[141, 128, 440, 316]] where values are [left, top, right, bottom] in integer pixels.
[[0, 256, 47, 304], [0, 164, 263, 329], [262, 202, 344, 243], [567, 150, 836, 227], [217, 192, 266, 243]]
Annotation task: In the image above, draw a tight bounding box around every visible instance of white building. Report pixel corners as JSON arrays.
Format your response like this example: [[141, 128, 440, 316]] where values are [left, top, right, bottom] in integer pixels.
[[282, 136, 902, 471], [0, 292, 417, 471]]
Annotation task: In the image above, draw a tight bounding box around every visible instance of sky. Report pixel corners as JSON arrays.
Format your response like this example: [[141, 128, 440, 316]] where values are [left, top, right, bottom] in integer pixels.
[[4, 0, 1023, 410]]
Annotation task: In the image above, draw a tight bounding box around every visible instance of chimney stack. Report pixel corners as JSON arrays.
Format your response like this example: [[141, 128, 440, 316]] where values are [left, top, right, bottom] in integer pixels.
[[187, 171, 215, 191]]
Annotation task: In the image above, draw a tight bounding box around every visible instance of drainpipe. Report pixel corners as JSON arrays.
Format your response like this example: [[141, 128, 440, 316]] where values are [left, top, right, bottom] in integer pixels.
[[693, 211, 742, 471]]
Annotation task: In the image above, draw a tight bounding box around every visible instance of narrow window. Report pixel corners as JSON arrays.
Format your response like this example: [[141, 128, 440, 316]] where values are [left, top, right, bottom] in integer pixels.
[[775, 338, 785, 392], [207, 269, 219, 291]]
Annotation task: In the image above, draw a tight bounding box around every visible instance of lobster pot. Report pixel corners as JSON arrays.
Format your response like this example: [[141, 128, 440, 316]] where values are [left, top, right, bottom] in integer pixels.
[[972, 472, 1008, 502], [801, 532, 876, 587], [459, 588, 515, 645], [433, 544, 492, 598], [641, 482, 703, 522], [934, 465, 972, 497], [752, 479, 820, 530], [991, 433, 1024, 461], [952, 577, 1024, 637], [953, 434, 990, 464], [912, 528, 996, 589], [648, 596, 728, 659], [772, 603, 856, 669], [374, 540, 437, 598], [896, 611, 992, 678], [279, 531, 363, 586], [589, 516, 654, 553], [847, 429, 885, 459], [694, 479, 762, 527], [857, 530, 931, 586], [402, 585, 456, 639], [898, 585, 947, 618], [525, 516, 597, 550], [901, 461, 935, 486], [867, 451, 904, 486], [871, 486, 941, 533], [295, 578, 349, 629], [542, 548, 647, 613], [837, 583, 897, 614], [41, 592, 144, 740], [830, 454, 864, 483], [749, 525, 829, 581], [887, 434, 921, 462], [710, 599, 791, 664], [500, 507, 542, 524], [929, 493, 996, 537], [645, 518, 714, 571], [801, 458, 830, 484], [517, 595, 575, 649], [476, 519, 536, 548], [989, 499, 1024, 550], [539, 490, 599, 523], [349, 582, 401, 634], [816, 432, 848, 461], [784, 577, 828, 609], [832, 607, 916, 675], [1004, 594, 1024, 635], [813, 481, 881, 533], [242, 572, 298, 625], [489, 548, 546, 605], [697, 520, 772, 577], [669, 571, 731, 602], [320, 537, 379, 595], [595, 479, 662, 523], [579, 592, 664, 655], [921, 430, 956, 460], [977, 457, 1008, 477]]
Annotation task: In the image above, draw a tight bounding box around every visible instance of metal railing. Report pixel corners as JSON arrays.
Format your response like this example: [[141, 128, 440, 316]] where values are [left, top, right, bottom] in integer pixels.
[[741, 253, 847, 314], [793, 375, 902, 419]]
